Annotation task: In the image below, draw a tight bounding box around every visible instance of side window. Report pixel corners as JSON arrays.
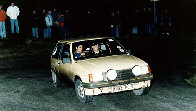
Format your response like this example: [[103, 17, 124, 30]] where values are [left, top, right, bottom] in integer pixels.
[[52, 43, 62, 59], [99, 42, 110, 55], [100, 43, 107, 51], [60, 44, 71, 64]]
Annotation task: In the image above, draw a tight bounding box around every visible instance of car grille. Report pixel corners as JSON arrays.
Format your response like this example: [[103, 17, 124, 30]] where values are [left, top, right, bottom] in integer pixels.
[[116, 69, 135, 80]]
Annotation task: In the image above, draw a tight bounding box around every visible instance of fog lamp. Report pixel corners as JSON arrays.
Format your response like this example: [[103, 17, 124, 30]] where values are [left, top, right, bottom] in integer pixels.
[[106, 69, 117, 80], [132, 66, 142, 76]]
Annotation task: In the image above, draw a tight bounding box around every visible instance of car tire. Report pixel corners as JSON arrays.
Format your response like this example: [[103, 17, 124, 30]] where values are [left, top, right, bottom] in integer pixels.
[[51, 69, 62, 87], [75, 79, 93, 103], [132, 87, 150, 96]]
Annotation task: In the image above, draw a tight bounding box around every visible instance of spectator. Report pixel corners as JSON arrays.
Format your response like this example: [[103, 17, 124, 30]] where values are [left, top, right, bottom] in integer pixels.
[[31, 10, 39, 39], [0, 5, 7, 39], [146, 8, 153, 35], [39, 9, 47, 38], [6, 2, 20, 35], [51, 7, 59, 38], [159, 9, 172, 36], [115, 10, 121, 38], [110, 12, 115, 37], [45, 10, 53, 38], [58, 11, 65, 38], [51, 7, 58, 25], [64, 10, 72, 37], [131, 9, 139, 35], [110, 10, 121, 38]]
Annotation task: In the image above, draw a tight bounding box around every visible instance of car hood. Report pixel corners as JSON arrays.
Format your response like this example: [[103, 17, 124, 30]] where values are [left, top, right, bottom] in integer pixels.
[[76, 54, 148, 73]]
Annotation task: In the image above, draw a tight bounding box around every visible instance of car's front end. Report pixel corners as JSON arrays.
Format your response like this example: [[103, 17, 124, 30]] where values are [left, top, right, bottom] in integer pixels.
[[75, 54, 153, 96]]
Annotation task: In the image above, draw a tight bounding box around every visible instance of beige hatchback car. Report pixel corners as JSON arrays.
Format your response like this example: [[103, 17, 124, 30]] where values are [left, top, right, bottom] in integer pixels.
[[51, 37, 153, 103]]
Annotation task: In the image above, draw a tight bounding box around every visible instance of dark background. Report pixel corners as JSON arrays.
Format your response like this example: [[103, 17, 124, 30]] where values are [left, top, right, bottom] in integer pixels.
[[0, 1, 195, 109], [0, 0, 195, 80], [0, 0, 195, 40]]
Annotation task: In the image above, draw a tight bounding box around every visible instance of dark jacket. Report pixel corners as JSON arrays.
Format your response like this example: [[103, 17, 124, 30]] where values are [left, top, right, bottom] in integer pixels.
[[110, 13, 121, 25], [39, 13, 47, 29], [64, 13, 72, 25], [89, 50, 104, 57], [32, 13, 39, 27]]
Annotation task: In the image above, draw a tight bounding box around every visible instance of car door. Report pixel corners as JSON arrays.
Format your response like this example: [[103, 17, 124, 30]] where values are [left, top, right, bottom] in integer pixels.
[[51, 43, 63, 74], [58, 44, 72, 78]]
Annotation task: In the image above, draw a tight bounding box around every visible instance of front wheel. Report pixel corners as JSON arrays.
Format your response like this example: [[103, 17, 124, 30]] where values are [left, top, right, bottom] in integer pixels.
[[75, 79, 93, 103], [132, 87, 150, 96]]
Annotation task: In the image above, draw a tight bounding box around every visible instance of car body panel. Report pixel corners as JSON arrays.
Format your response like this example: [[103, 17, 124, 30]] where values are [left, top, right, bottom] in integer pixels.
[[76, 54, 147, 73]]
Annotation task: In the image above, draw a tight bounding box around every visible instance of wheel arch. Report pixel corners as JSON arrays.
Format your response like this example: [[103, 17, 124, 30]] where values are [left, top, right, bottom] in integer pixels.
[[74, 75, 81, 82]]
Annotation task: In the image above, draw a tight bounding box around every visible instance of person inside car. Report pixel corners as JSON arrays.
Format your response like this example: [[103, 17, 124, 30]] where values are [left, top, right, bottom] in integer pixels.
[[74, 44, 85, 59], [89, 43, 103, 57]]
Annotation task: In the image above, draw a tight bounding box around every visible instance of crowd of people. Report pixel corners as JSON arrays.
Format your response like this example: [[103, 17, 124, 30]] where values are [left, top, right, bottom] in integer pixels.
[[0, 2, 72, 40], [0, 2, 20, 39], [32, 7, 172, 39], [0, 2, 172, 40], [31, 8, 72, 39]]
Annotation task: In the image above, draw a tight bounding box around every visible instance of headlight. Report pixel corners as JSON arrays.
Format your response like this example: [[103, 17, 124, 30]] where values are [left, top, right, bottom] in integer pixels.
[[132, 66, 142, 76], [132, 65, 150, 76], [141, 66, 149, 74], [106, 69, 117, 80]]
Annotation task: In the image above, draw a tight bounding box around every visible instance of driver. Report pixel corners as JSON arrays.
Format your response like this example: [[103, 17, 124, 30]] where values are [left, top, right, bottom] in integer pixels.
[[74, 44, 85, 59]]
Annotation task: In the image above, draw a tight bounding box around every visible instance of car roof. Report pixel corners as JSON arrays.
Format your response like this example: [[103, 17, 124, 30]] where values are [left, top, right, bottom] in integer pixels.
[[58, 36, 114, 44]]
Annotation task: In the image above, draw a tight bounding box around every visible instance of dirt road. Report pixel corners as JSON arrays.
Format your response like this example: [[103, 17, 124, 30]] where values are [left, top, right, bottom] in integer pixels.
[[0, 55, 195, 111]]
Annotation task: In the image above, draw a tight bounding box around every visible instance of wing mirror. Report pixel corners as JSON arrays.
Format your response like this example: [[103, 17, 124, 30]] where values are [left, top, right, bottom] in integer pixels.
[[127, 49, 131, 54]]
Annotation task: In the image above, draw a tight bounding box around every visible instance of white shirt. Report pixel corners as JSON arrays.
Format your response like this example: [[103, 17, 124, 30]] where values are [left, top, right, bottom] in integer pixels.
[[45, 14, 53, 26], [6, 6, 20, 19], [94, 51, 99, 54]]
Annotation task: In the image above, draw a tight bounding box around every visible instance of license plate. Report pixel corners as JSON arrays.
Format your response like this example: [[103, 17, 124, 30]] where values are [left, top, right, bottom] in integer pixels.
[[112, 83, 137, 92], [112, 85, 124, 92]]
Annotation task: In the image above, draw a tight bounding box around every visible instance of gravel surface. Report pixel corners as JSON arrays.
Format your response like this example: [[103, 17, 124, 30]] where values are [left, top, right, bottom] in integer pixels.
[[0, 54, 195, 111]]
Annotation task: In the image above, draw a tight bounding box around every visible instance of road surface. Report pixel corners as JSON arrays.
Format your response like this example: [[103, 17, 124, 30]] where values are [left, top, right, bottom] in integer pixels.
[[0, 55, 195, 111]]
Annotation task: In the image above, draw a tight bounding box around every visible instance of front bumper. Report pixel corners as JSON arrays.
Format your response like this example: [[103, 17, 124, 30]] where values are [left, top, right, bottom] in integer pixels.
[[83, 73, 153, 95], [83, 73, 153, 88], [85, 80, 151, 95]]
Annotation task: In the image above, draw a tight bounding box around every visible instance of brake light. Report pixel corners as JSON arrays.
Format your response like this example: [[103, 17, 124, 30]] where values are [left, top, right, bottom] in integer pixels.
[[89, 74, 93, 82]]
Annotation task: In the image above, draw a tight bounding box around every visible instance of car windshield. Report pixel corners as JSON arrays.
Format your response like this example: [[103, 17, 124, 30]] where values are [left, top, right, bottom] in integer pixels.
[[72, 38, 128, 60]]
